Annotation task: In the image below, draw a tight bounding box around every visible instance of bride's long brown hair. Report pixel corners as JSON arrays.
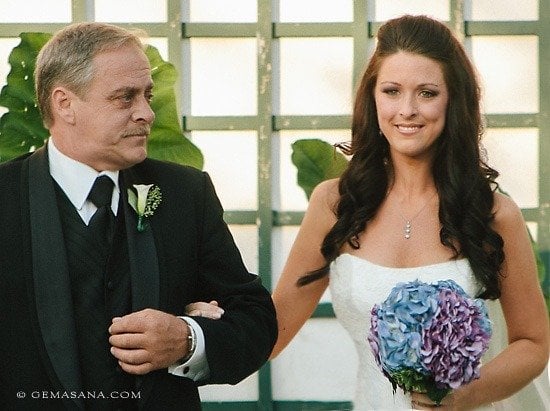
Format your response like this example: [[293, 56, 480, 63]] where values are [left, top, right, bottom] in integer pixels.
[[298, 15, 504, 299]]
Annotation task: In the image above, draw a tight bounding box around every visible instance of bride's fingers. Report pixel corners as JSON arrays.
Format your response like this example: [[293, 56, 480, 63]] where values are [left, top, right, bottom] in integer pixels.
[[411, 393, 447, 409], [185, 301, 224, 319]]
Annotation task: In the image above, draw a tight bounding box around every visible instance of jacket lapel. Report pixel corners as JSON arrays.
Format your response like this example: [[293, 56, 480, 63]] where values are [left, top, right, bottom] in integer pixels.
[[27, 146, 84, 408], [120, 168, 160, 311], [120, 167, 161, 403]]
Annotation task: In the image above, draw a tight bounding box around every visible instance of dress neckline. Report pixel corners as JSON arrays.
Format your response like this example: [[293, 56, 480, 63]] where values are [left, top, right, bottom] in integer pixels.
[[334, 252, 469, 271]]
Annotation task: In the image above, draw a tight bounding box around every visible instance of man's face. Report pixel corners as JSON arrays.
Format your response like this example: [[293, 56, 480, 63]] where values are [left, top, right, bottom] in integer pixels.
[[70, 44, 155, 171]]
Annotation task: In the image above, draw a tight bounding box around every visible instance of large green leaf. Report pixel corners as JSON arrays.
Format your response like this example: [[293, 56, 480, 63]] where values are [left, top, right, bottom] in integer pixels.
[[0, 32, 203, 169], [291, 138, 348, 199], [145, 45, 203, 169], [0, 32, 50, 161]]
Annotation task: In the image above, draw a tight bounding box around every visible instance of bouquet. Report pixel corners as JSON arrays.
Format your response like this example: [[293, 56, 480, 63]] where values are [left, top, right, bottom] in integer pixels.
[[367, 279, 492, 405]]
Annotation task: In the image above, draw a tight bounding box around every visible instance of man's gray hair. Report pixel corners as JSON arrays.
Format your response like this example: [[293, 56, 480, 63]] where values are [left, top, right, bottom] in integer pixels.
[[35, 22, 146, 128]]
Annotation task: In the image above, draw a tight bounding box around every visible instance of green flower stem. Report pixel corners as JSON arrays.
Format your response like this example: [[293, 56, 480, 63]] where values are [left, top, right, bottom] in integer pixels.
[[137, 215, 146, 232]]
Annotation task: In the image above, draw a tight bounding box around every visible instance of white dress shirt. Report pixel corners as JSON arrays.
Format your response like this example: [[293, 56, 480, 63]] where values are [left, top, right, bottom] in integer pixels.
[[47, 138, 209, 380]]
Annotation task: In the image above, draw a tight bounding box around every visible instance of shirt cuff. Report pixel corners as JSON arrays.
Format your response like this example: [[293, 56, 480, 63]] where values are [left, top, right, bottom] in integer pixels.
[[168, 316, 210, 381]]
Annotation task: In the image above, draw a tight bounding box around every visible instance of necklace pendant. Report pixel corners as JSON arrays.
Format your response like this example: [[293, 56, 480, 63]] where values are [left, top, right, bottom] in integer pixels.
[[396, 192, 437, 240], [404, 221, 411, 239]]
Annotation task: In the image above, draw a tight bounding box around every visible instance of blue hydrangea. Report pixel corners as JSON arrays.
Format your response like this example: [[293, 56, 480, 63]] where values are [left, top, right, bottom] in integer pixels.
[[370, 280, 440, 373]]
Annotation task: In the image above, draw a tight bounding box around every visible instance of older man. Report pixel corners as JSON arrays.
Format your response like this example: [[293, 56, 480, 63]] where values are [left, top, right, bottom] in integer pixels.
[[0, 22, 277, 410]]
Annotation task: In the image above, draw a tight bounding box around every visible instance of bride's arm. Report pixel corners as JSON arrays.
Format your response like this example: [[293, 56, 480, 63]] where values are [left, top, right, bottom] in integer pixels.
[[269, 178, 339, 358], [185, 179, 340, 357], [424, 192, 550, 410]]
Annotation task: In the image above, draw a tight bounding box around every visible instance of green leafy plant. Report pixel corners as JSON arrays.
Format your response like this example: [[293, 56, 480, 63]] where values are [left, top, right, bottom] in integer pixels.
[[291, 139, 348, 199], [0, 32, 203, 169], [291, 138, 549, 314]]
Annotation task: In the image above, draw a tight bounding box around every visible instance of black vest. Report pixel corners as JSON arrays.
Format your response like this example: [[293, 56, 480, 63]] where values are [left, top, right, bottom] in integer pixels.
[[54, 184, 137, 410]]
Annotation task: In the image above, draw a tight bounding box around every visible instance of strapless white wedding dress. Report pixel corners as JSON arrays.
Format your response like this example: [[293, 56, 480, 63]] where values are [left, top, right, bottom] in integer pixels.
[[329, 253, 550, 411]]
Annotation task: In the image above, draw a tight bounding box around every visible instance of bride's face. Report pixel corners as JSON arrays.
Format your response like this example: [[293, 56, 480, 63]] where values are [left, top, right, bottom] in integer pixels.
[[374, 51, 449, 161]]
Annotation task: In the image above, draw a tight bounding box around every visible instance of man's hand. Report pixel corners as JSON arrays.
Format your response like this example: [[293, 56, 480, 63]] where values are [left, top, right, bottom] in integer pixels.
[[108, 308, 189, 375]]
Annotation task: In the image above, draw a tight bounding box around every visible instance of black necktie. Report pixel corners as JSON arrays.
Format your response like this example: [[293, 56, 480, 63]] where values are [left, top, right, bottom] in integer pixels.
[[87, 175, 115, 245]]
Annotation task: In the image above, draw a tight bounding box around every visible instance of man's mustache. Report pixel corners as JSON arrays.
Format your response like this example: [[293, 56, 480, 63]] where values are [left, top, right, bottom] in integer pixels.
[[122, 127, 150, 138]]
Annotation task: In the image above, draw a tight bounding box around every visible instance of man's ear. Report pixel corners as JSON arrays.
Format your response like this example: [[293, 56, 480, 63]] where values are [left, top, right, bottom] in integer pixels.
[[51, 87, 76, 125]]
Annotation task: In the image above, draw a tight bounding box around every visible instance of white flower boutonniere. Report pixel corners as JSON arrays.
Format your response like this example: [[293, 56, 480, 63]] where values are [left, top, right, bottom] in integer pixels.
[[127, 184, 162, 232]]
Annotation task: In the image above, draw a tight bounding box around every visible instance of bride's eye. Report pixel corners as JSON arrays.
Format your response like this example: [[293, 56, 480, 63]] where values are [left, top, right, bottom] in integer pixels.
[[419, 90, 438, 98], [381, 88, 399, 96]]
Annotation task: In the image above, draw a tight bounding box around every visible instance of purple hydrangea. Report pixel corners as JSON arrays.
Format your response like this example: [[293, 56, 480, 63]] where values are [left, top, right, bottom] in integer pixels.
[[421, 288, 492, 389], [368, 279, 492, 402]]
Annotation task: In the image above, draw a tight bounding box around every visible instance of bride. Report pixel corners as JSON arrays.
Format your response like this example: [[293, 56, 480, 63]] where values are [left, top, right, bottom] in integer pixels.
[[187, 15, 549, 410]]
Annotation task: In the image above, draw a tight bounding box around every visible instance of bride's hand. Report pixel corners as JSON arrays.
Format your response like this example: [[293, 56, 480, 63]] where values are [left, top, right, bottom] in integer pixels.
[[184, 300, 224, 320], [410, 391, 458, 410]]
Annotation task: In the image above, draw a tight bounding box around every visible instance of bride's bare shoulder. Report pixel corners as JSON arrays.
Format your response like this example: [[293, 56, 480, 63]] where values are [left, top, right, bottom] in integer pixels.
[[304, 178, 340, 225], [310, 178, 340, 207]]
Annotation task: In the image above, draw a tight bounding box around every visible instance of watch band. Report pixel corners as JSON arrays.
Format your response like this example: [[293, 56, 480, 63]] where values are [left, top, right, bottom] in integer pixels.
[[178, 318, 197, 364]]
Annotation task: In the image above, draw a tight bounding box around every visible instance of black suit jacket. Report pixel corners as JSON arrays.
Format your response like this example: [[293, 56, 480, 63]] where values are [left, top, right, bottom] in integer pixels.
[[0, 146, 277, 410]]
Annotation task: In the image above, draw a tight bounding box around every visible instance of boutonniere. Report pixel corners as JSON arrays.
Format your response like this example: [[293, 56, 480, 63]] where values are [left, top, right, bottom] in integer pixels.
[[127, 184, 162, 232]]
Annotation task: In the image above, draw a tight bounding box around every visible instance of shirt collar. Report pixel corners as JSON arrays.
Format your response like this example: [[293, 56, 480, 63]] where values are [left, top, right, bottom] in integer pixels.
[[47, 138, 120, 211]]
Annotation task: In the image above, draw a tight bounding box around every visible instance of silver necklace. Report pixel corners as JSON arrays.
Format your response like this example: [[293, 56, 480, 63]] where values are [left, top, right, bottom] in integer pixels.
[[396, 192, 437, 240]]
